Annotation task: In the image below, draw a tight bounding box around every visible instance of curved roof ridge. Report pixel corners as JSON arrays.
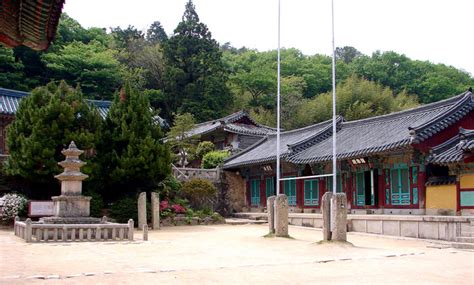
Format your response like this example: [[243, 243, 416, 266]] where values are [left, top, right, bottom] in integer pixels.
[[287, 116, 343, 150], [340, 91, 469, 128], [0, 87, 30, 98], [410, 91, 472, 132], [266, 117, 336, 137]]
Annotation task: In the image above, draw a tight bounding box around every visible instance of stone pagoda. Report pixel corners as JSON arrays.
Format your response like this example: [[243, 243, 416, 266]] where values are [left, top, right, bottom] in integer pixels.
[[41, 141, 100, 224]]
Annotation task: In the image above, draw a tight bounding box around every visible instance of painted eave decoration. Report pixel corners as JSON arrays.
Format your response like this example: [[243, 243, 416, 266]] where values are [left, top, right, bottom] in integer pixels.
[[0, 0, 65, 51]]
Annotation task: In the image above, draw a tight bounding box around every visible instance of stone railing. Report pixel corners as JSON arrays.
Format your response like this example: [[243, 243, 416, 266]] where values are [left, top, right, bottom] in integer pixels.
[[172, 164, 220, 182], [14, 217, 134, 243]]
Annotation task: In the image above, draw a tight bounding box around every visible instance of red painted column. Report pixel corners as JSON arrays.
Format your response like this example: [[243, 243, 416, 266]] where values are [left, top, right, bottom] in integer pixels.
[[418, 171, 426, 209], [378, 170, 384, 208], [456, 180, 461, 212]]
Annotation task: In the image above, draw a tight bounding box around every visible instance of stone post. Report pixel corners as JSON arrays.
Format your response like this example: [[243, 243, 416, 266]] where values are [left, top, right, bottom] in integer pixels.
[[331, 193, 348, 241], [321, 192, 333, 241], [25, 218, 32, 243], [138, 192, 147, 230], [151, 192, 160, 230], [267, 196, 276, 234], [274, 194, 289, 237], [143, 224, 148, 241], [128, 219, 134, 241]]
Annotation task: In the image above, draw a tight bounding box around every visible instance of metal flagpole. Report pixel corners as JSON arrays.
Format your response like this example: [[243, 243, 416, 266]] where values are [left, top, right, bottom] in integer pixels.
[[331, 0, 337, 194], [276, 0, 281, 195]]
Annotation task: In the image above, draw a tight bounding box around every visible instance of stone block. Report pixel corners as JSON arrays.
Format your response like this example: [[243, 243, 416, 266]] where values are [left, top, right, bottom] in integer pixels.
[[138, 192, 147, 229], [274, 194, 288, 237], [419, 222, 439, 240], [52, 195, 91, 217], [382, 220, 400, 236], [400, 221, 419, 238], [313, 218, 323, 228], [267, 196, 276, 234], [292, 218, 303, 226], [367, 220, 383, 234], [151, 192, 160, 230], [351, 220, 366, 232], [330, 193, 347, 241], [321, 192, 333, 241]]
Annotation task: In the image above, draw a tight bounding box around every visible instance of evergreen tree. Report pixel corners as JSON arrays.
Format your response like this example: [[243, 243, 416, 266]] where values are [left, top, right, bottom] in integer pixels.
[[98, 82, 171, 201], [5, 81, 102, 198], [162, 0, 232, 122]]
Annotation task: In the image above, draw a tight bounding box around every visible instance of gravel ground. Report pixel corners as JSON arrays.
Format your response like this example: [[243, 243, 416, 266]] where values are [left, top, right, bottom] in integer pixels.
[[0, 224, 472, 284]]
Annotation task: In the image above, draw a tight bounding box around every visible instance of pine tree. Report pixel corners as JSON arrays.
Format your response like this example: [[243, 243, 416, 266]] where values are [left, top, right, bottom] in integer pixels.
[[5, 81, 102, 198], [162, 0, 232, 122], [98, 82, 171, 201]]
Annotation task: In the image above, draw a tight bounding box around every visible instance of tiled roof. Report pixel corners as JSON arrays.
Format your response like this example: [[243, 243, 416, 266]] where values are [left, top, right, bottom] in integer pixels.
[[223, 117, 337, 169], [0, 0, 65, 50], [187, 110, 275, 137], [0, 87, 167, 126], [428, 128, 474, 165], [289, 91, 473, 164]]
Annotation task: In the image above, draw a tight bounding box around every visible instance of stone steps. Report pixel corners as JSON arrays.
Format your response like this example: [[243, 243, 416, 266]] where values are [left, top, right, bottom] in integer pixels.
[[225, 218, 267, 225], [233, 212, 268, 221], [455, 236, 474, 243], [451, 242, 474, 250]]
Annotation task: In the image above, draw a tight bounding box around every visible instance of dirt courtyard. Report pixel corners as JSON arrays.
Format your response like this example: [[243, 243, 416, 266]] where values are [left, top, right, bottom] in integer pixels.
[[0, 223, 472, 284]]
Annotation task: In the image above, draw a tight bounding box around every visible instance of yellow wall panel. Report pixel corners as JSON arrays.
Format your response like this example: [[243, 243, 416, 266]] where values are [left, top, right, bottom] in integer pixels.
[[426, 185, 457, 210], [460, 173, 474, 189]]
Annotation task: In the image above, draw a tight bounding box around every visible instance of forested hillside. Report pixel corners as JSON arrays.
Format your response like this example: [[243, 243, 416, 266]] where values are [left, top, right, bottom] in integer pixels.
[[1, 4, 472, 129]]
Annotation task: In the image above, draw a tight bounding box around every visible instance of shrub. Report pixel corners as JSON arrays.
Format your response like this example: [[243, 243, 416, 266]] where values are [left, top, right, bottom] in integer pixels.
[[109, 197, 137, 223], [158, 176, 182, 201], [201, 150, 229, 169], [0, 193, 27, 222], [83, 190, 104, 217], [181, 179, 217, 210], [195, 141, 215, 159]]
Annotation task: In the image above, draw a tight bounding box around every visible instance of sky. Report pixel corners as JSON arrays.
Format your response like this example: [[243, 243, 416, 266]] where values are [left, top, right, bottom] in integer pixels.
[[64, 0, 474, 75]]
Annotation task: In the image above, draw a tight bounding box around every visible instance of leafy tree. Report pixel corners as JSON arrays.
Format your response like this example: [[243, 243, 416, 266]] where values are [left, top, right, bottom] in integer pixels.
[[97, 82, 171, 201], [163, 0, 232, 122], [146, 21, 168, 44], [195, 141, 215, 160], [5, 81, 102, 198], [0, 47, 27, 90], [41, 40, 123, 99], [201, 150, 229, 169], [335, 46, 362, 63], [167, 113, 198, 167], [297, 76, 418, 125], [110, 25, 145, 50]]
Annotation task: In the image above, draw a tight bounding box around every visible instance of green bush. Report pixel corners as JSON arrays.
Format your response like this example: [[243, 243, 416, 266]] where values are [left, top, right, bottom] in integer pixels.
[[201, 150, 229, 169], [109, 197, 137, 223], [195, 141, 215, 159], [181, 179, 217, 210], [84, 190, 104, 218], [158, 176, 182, 201]]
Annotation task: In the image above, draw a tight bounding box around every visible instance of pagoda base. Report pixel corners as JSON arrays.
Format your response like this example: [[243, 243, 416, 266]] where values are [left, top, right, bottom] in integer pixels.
[[52, 195, 92, 217]]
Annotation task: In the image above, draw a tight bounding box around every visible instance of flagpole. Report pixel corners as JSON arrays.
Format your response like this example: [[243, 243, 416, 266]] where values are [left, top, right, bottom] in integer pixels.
[[276, 0, 281, 195], [331, 0, 337, 194]]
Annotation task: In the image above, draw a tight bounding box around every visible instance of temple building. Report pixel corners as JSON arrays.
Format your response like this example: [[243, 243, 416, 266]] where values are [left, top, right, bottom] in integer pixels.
[[0, 0, 65, 50], [186, 110, 276, 152], [224, 90, 474, 215]]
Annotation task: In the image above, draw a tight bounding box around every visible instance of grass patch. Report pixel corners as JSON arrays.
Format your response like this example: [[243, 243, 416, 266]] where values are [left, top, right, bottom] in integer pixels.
[[263, 232, 294, 239], [314, 240, 354, 247]]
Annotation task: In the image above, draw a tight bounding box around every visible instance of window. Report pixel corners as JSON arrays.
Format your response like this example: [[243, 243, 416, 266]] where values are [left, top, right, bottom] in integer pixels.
[[265, 177, 275, 199], [326, 175, 342, 193], [284, 178, 297, 206], [304, 179, 319, 206], [390, 167, 410, 205], [250, 179, 260, 206]]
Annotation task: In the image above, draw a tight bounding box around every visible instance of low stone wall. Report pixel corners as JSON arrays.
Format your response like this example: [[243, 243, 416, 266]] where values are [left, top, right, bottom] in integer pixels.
[[235, 212, 473, 242], [14, 218, 134, 242]]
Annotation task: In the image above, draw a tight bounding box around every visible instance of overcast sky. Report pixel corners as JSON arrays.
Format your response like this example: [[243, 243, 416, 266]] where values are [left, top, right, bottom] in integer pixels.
[[64, 0, 474, 75]]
